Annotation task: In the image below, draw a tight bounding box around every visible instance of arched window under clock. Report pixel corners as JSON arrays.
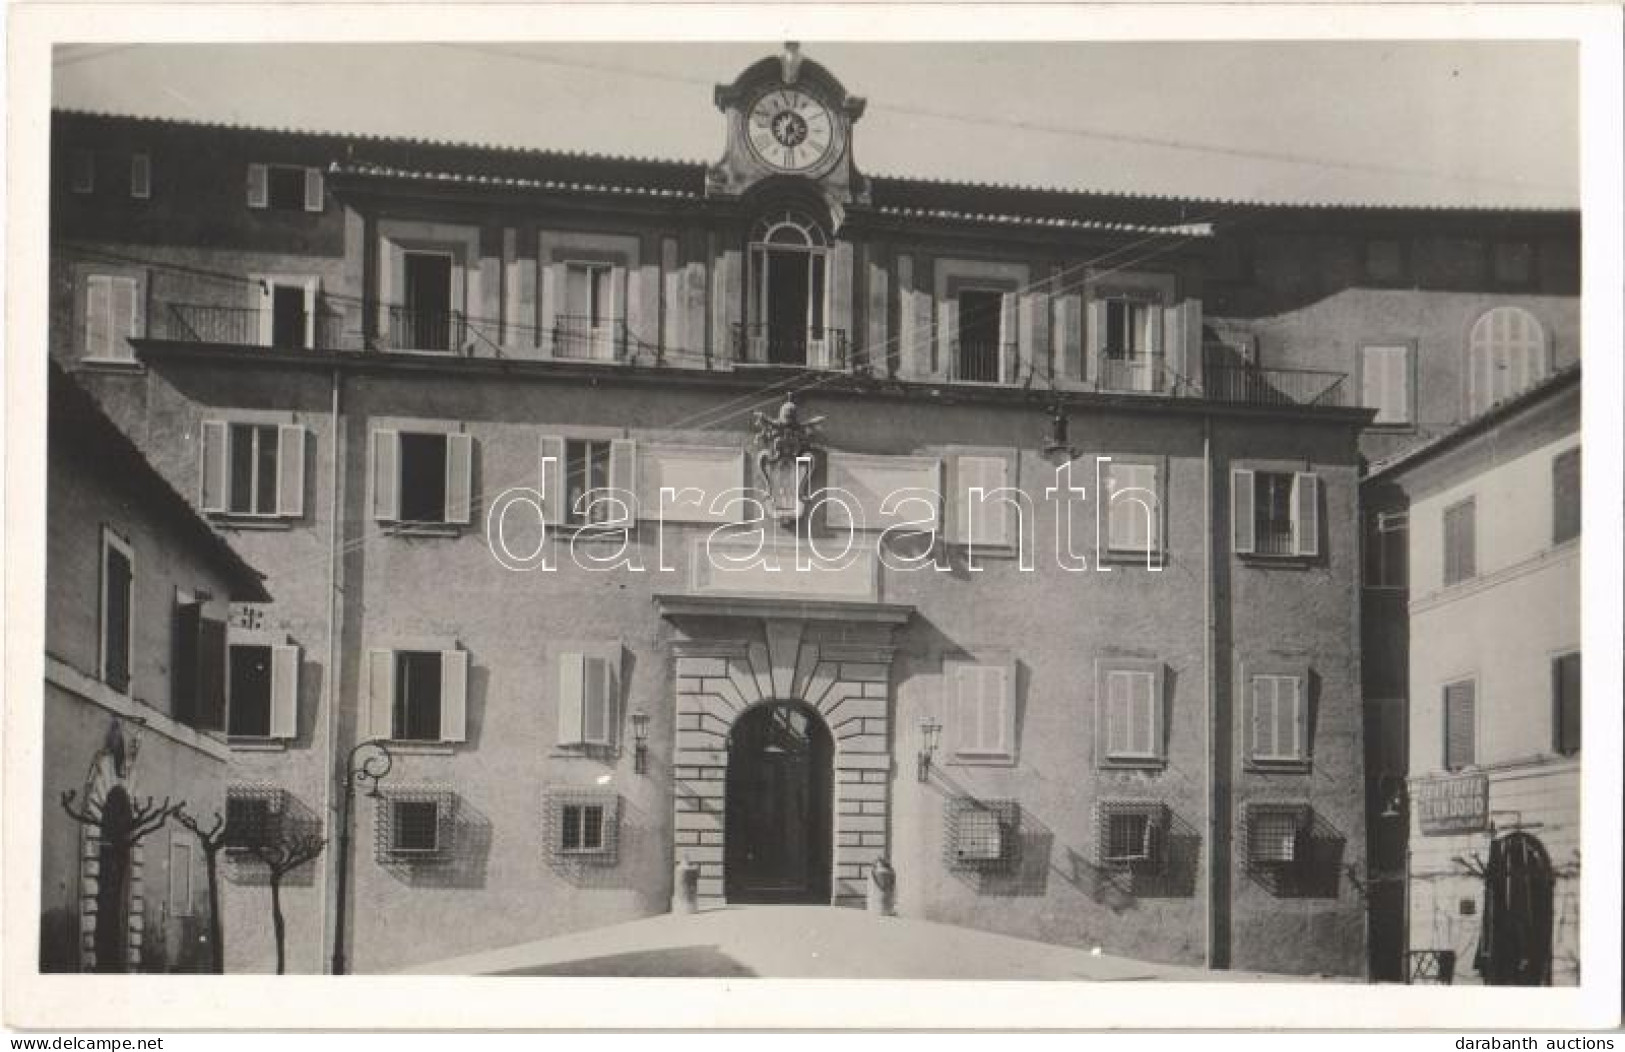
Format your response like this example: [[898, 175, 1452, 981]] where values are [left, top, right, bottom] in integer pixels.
[[1466, 306, 1549, 417], [743, 209, 838, 369]]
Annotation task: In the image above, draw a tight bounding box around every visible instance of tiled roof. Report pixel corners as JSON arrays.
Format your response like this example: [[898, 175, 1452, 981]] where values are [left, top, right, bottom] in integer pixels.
[[330, 161, 703, 201], [874, 204, 1211, 237]]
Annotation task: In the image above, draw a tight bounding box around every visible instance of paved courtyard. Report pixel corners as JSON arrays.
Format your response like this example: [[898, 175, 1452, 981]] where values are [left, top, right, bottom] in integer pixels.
[[401, 906, 1341, 981]]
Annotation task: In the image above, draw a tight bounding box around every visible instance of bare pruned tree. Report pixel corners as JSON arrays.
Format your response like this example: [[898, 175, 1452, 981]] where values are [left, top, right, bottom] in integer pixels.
[[251, 832, 327, 974], [59, 790, 184, 972]]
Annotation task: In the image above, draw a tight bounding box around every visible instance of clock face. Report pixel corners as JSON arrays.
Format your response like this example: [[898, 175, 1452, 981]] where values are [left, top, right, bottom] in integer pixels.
[[745, 89, 837, 173]]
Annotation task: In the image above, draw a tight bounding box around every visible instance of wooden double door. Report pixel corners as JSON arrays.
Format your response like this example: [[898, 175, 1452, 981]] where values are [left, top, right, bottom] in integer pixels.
[[724, 701, 833, 904]]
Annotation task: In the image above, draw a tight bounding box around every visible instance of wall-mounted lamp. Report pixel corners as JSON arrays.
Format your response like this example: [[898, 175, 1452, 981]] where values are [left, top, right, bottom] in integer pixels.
[[917, 715, 943, 782], [630, 710, 651, 774]]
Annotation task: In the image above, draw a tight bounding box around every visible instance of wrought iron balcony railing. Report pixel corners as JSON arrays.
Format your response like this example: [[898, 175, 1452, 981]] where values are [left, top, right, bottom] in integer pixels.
[[1202, 363, 1348, 407], [551, 315, 629, 362], [161, 303, 346, 351], [732, 323, 849, 370], [384, 306, 472, 353], [1096, 351, 1173, 394], [951, 340, 1019, 385]]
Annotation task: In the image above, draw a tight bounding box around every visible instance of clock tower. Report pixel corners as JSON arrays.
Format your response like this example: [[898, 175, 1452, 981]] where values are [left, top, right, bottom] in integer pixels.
[[708, 43, 869, 217]]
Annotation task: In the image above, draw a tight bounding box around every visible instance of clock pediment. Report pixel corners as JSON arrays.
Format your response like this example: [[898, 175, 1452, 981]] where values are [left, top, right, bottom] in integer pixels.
[[709, 43, 868, 210]]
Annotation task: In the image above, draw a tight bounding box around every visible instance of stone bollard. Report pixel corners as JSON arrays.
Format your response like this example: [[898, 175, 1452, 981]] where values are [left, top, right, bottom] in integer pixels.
[[867, 856, 896, 916], [672, 855, 700, 914]]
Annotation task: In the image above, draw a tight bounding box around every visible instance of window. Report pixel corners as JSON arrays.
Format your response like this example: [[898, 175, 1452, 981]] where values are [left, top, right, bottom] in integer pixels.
[[1467, 307, 1547, 416], [558, 262, 620, 359], [1364, 510, 1408, 590], [199, 421, 306, 519], [1552, 652, 1580, 757], [246, 163, 323, 212], [944, 797, 1019, 871], [370, 429, 473, 527], [399, 252, 455, 351], [1364, 239, 1405, 283], [566, 439, 612, 527], [99, 528, 133, 693], [1246, 804, 1307, 865], [945, 659, 1016, 764], [223, 787, 284, 853], [557, 652, 619, 748], [1096, 801, 1168, 868], [955, 289, 1009, 384], [1098, 661, 1163, 766], [376, 791, 457, 861], [1493, 241, 1534, 286], [227, 642, 299, 740], [1104, 299, 1153, 356], [83, 274, 140, 362], [366, 646, 468, 744], [1553, 446, 1580, 545], [544, 789, 622, 865], [1103, 460, 1160, 557], [1443, 679, 1476, 770], [70, 149, 95, 193], [129, 152, 151, 200], [1232, 469, 1319, 558], [946, 452, 1015, 549], [171, 598, 226, 730], [168, 840, 194, 916], [1443, 497, 1476, 586], [537, 436, 635, 531], [1249, 674, 1307, 765], [1360, 344, 1413, 426]]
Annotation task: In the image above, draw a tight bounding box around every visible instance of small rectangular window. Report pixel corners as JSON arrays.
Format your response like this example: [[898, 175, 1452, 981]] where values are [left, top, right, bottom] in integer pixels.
[[392, 801, 441, 854], [1103, 461, 1160, 556], [565, 439, 613, 527], [946, 660, 1015, 764], [376, 791, 457, 862], [1364, 511, 1408, 589], [71, 149, 94, 194], [130, 152, 151, 199], [83, 274, 141, 361], [1360, 344, 1412, 426], [1249, 674, 1306, 764], [560, 804, 605, 853], [1552, 652, 1580, 756], [545, 790, 621, 865], [1100, 665, 1161, 764], [1443, 498, 1477, 586], [228, 644, 273, 738], [1553, 447, 1580, 545], [1443, 679, 1476, 770], [227, 424, 280, 516], [393, 650, 443, 742], [1252, 471, 1295, 556], [1247, 805, 1306, 865], [267, 165, 308, 210], [399, 432, 450, 524], [944, 797, 1019, 871], [223, 788, 283, 853], [100, 528, 133, 693]]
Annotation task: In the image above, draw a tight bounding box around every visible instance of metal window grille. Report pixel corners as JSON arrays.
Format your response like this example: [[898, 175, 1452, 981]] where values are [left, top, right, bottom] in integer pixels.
[[544, 789, 621, 865], [1096, 800, 1168, 868], [375, 788, 458, 863], [1246, 804, 1308, 866], [223, 786, 285, 853], [943, 797, 1019, 872]]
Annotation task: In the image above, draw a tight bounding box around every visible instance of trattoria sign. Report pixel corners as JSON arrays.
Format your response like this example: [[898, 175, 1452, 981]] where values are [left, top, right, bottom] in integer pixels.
[[1416, 773, 1489, 835]]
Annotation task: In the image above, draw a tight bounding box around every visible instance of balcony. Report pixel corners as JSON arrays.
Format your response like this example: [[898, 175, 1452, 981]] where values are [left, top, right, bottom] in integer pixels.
[[1096, 351, 1176, 394], [951, 340, 1019, 385], [733, 324, 849, 370], [159, 302, 346, 351], [551, 315, 629, 362], [1202, 363, 1347, 408], [383, 306, 475, 354]]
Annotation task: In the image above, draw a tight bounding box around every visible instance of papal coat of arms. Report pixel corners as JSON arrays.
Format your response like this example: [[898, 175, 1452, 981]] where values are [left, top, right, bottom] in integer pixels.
[[751, 395, 825, 528]]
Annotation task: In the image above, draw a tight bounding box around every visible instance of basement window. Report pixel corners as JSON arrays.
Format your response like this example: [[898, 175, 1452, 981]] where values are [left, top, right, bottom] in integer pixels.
[[1246, 804, 1308, 866], [376, 790, 458, 863], [1096, 801, 1168, 869], [544, 789, 622, 866]]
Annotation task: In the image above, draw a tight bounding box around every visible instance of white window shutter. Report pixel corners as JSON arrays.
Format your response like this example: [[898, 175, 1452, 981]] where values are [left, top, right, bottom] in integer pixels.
[[85, 276, 111, 357], [111, 277, 139, 352], [1282, 677, 1305, 759], [1292, 472, 1320, 557], [1131, 672, 1155, 756], [247, 163, 268, 209], [979, 665, 1010, 755], [371, 429, 400, 522], [303, 167, 324, 212], [276, 424, 306, 518], [608, 439, 637, 527], [539, 435, 567, 526], [367, 649, 396, 740], [1231, 468, 1256, 554], [130, 153, 151, 200], [582, 656, 615, 745], [200, 420, 228, 514], [953, 455, 1010, 547], [946, 664, 974, 754], [302, 279, 319, 348], [440, 648, 468, 743], [444, 432, 473, 525], [269, 644, 300, 739], [1087, 297, 1108, 362], [999, 292, 1018, 383], [1251, 677, 1275, 758], [1106, 672, 1130, 756], [557, 652, 586, 746]]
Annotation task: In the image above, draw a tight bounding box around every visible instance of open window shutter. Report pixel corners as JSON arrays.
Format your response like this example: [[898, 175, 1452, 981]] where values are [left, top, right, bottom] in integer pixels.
[[1087, 297, 1108, 363], [247, 164, 268, 209], [302, 279, 319, 348], [440, 648, 468, 742], [539, 435, 566, 527], [1162, 304, 1183, 374], [303, 168, 324, 213], [200, 420, 228, 513], [608, 439, 637, 527], [998, 293, 1018, 383], [1291, 472, 1320, 557], [1231, 469, 1256, 554], [557, 652, 586, 746], [269, 645, 300, 739], [197, 616, 227, 732], [366, 649, 396, 740], [444, 432, 473, 525], [276, 424, 306, 518], [1251, 677, 1275, 758], [111, 277, 139, 351], [371, 429, 400, 522], [85, 276, 110, 357], [1147, 302, 1165, 357], [1276, 678, 1302, 759], [1105, 672, 1130, 756]]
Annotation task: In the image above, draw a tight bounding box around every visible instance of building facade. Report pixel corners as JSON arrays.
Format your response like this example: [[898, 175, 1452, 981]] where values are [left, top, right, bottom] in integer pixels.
[[64, 46, 1607, 978], [42, 362, 269, 972]]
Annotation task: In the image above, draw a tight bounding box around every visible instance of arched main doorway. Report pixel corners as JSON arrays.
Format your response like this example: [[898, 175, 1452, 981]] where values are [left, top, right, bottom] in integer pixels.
[[94, 787, 133, 972], [725, 700, 833, 904], [1478, 830, 1555, 985]]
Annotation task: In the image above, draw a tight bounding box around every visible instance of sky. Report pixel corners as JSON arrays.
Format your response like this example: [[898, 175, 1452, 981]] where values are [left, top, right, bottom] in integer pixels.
[[52, 40, 1580, 208]]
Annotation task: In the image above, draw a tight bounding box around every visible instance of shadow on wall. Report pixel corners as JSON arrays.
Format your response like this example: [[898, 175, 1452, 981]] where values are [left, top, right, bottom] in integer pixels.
[[225, 792, 324, 889], [1244, 809, 1346, 899], [379, 796, 493, 890]]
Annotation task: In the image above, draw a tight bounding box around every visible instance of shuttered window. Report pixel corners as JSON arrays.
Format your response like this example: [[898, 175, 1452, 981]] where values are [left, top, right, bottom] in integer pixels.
[[100, 529, 133, 693], [549, 437, 636, 529], [366, 647, 468, 744], [1443, 679, 1476, 771], [172, 599, 226, 730], [1101, 666, 1160, 764], [1360, 344, 1412, 426], [129, 152, 151, 200], [947, 660, 1015, 762], [1552, 446, 1580, 545], [1104, 461, 1160, 554], [557, 652, 619, 748], [1467, 307, 1547, 416], [226, 643, 300, 740], [83, 275, 140, 361], [1250, 674, 1306, 764], [248, 163, 323, 211], [200, 421, 305, 518], [1552, 652, 1580, 757], [1234, 470, 1319, 558], [371, 429, 473, 526], [1364, 510, 1408, 589], [1443, 497, 1476, 586], [948, 454, 1014, 548]]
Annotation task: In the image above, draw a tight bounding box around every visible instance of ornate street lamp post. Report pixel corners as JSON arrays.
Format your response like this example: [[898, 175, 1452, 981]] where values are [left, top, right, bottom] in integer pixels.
[[330, 740, 393, 975]]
